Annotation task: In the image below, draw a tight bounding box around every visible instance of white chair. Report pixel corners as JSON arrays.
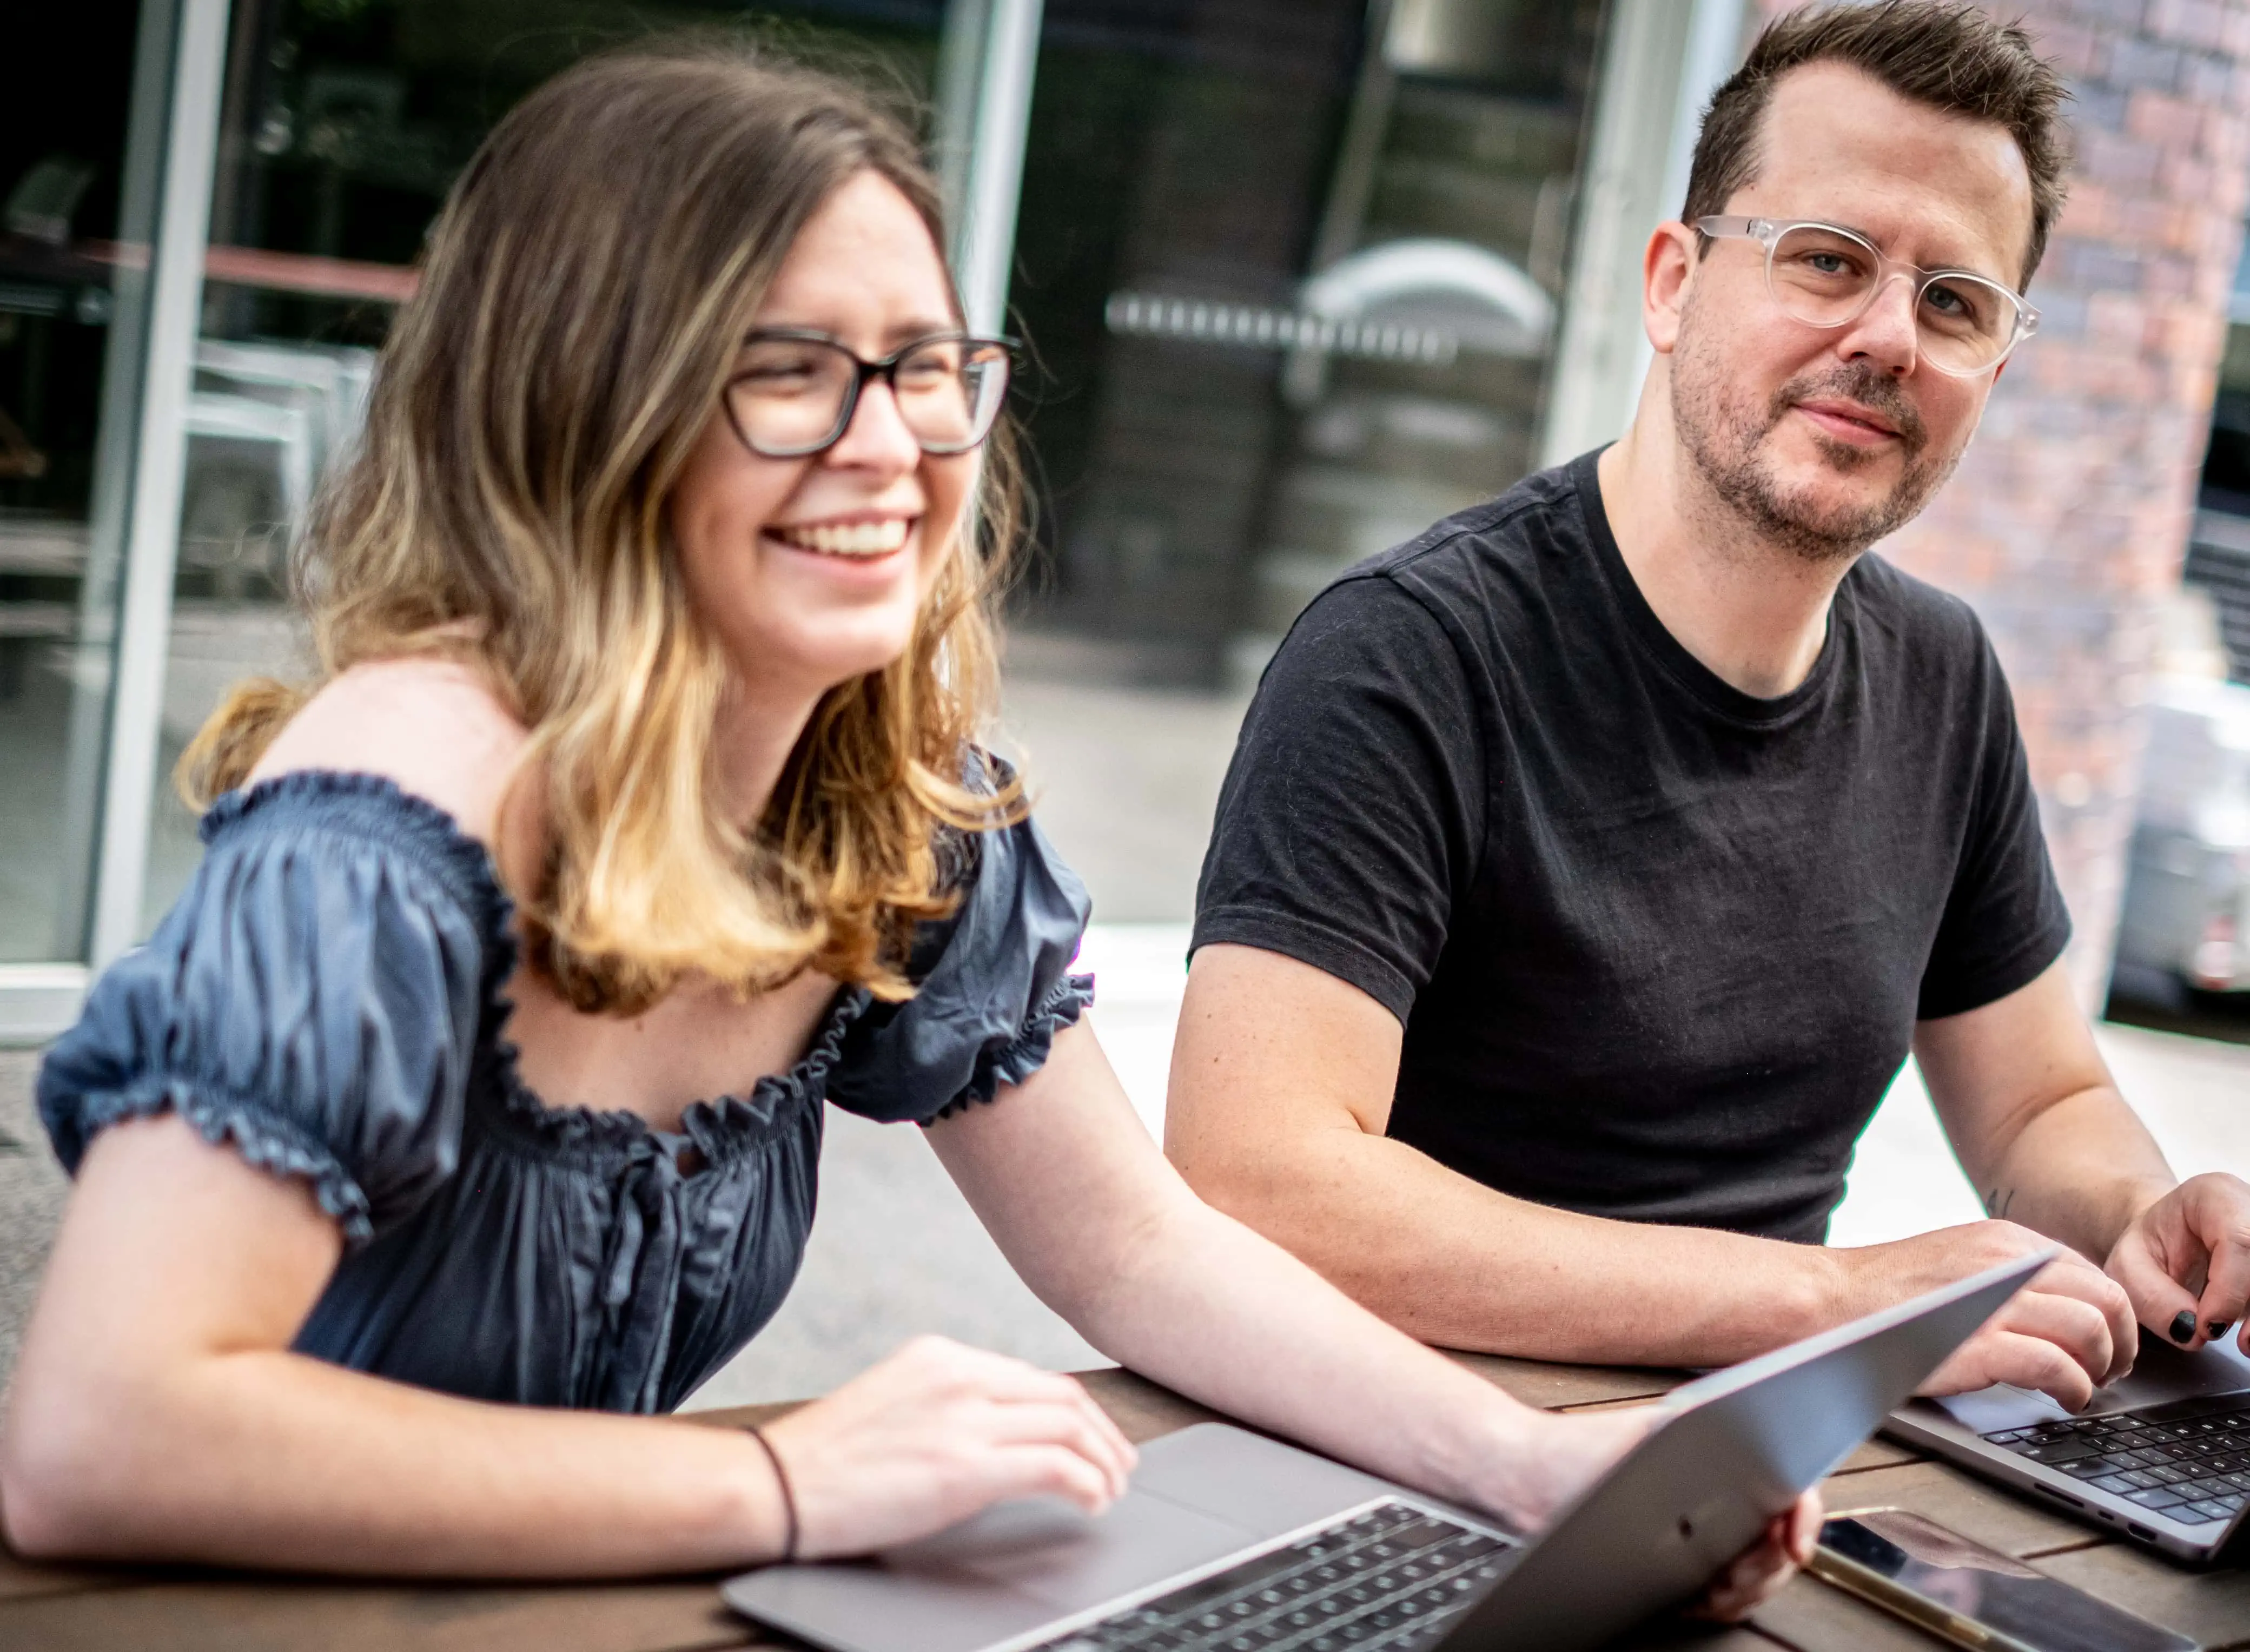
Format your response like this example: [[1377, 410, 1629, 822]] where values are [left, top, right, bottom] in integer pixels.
[[177, 340, 377, 585]]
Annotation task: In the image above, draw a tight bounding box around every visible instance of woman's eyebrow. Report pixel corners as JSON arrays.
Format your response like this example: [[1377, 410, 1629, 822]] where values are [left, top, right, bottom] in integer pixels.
[[885, 317, 966, 345], [739, 318, 967, 349]]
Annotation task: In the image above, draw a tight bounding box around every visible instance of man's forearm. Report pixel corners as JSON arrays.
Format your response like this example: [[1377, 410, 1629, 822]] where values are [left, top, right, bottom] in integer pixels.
[[1917, 962, 2176, 1266], [1186, 1124, 1854, 1368], [1975, 1084, 2173, 1262]]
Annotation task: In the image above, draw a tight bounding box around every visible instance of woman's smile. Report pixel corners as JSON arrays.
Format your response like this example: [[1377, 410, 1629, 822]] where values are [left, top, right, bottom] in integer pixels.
[[764, 513, 914, 560]]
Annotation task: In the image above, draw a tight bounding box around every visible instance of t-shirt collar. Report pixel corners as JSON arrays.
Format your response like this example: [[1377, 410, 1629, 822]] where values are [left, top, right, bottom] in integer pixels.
[[1568, 446, 1845, 730]]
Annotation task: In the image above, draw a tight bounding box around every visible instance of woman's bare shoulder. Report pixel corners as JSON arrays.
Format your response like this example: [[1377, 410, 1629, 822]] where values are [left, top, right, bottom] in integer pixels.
[[247, 658, 530, 848]]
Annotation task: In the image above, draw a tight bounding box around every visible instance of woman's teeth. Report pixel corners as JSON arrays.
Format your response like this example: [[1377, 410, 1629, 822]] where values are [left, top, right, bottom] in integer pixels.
[[772, 519, 910, 558]]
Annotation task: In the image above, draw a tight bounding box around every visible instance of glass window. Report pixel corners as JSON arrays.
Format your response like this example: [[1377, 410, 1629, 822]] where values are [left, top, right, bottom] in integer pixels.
[[2185, 229, 2250, 685], [2200, 232, 2250, 517], [1001, 0, 1606, 919], [138, 0, 954, 931], [0, 1, 166, 961]]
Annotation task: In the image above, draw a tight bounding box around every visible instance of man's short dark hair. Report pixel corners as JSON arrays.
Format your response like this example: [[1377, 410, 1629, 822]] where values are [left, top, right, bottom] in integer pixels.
[[1682, 1, 2069, 286]]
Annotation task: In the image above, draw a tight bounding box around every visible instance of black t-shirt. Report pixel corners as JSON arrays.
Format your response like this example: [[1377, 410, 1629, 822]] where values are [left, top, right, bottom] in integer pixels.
[[1193, 450, 2070, 1243]]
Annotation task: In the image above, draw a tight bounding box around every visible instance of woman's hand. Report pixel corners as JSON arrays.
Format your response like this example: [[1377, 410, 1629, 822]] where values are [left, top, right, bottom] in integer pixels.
[[1484, 1407, 1819, 1622], [759, 1336, 1139, 1560], [2107, 1172, 2250, 1357], [1689, 1491, 1823, 1622]]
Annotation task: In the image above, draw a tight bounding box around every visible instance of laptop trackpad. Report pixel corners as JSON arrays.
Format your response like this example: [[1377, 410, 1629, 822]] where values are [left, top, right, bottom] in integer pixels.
[[1133, 1423, 1405, 1530], [885, 1486, 1259, 1611]]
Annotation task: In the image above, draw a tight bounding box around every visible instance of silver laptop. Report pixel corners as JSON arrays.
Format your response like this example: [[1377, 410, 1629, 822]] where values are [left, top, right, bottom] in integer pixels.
[[1890, 1323, 2250, 1563], [722, 1251, 2046, 1652]]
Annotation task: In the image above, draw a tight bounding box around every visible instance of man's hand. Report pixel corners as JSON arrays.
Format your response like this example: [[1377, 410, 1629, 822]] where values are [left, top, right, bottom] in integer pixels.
[[2106, 1173, 2250, 1357], [1841, 1220, 2136, 1410]]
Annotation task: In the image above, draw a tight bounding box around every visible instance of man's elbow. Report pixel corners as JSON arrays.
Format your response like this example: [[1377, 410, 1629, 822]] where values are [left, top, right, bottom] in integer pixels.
[[1169, 1128, 1325, 1252]]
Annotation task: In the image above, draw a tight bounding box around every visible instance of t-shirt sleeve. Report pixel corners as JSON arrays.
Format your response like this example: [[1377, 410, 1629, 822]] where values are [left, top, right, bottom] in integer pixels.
[[1917, 631, 2073, 1019], [36, 777, 494, 1246], [1192, 574, 1485, 1023], [826, 770, 1095, 1125]]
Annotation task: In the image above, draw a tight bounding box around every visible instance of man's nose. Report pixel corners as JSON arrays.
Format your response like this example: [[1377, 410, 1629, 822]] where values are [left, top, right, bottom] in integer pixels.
[[826, 379, 923, 473], [1835, 271, 1921, 375]]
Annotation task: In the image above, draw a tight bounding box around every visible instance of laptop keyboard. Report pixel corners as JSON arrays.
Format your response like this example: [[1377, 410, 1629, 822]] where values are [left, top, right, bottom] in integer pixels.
[[1030, 1501, 1511, 1652], [1983, 1389, 2250, 1525]]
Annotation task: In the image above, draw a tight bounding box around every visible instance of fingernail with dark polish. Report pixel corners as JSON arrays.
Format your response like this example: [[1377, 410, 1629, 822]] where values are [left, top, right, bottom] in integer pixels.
[[2213, 1321, 2235, 1339], [2172, 1310, 2199, 1344]]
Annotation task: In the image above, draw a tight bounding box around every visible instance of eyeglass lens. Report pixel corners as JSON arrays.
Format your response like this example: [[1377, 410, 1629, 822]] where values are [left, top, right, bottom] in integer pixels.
[[725, 336, 1010, 457], [1766, 225, 2023, 373]]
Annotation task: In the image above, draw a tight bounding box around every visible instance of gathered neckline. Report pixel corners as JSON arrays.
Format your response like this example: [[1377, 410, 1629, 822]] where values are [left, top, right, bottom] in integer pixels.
[[207, 769, 870, 1168]]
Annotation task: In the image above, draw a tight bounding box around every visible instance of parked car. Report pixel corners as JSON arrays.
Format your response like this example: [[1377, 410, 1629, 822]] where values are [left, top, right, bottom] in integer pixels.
[[2112, 673, 2250, 1007]]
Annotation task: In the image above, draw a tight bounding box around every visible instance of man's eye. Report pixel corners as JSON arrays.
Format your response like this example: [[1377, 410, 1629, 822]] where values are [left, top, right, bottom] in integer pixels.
[[1922, 282, 1985, 326], [1785, 245, 1864, 281]]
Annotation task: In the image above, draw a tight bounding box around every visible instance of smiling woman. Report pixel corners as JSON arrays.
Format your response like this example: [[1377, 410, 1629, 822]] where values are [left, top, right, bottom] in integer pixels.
[[180, 55, 1023, 1016]]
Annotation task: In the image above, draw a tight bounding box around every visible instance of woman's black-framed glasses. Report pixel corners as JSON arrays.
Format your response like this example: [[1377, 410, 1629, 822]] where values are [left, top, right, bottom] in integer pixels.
[[722, 329, 1014, 459], [1694, 216, 2040, 377]]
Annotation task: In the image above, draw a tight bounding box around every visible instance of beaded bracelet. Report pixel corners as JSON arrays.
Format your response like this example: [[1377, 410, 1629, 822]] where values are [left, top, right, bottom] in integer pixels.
[[745, 1425, 800, 1563]]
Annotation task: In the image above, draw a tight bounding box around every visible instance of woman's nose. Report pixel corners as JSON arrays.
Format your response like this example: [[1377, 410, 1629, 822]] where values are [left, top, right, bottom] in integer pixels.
[[825, 378, 923, 472]]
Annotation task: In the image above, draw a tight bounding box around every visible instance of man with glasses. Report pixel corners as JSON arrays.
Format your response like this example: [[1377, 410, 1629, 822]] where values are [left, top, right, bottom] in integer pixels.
[[1168, 0, 2250, 1407]]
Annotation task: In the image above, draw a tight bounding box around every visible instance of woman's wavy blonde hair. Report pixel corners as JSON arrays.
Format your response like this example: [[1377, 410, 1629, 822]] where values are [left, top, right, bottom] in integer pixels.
[[180, 44, 1026, 1015]]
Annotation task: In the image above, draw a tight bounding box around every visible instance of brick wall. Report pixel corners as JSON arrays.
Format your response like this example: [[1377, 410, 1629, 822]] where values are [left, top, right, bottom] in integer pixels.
[[1755, 0, 2250, 1005]]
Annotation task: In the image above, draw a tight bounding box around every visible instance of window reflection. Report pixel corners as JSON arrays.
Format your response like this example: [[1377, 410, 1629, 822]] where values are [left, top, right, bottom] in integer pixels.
[[1001, 0, 1604, 918], [1012, 0, 1603, 673], [0, 2, 153, 962]]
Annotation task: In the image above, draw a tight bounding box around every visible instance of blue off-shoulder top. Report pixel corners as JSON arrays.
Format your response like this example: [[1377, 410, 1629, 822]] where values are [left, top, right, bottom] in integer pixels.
[[37, 769, 1094, 1415]]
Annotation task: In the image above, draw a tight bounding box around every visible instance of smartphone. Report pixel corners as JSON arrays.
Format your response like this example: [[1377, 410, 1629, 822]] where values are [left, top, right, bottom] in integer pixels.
[[1811, 1510, 2196, 1652]]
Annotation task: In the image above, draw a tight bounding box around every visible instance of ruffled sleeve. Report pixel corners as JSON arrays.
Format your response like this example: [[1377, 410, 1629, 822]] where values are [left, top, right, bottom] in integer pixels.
[[826, 767, 1095, 1125], [37, 772, 508, 1247]]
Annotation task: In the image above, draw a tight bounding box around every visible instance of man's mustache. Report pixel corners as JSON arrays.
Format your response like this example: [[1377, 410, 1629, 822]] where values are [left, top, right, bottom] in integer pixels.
[[1768, 365, 1928, 453]]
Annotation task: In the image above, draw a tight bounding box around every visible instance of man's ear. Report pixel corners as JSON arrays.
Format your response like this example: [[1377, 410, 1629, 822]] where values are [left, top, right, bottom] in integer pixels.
[[1644, 221, 1698, 356]]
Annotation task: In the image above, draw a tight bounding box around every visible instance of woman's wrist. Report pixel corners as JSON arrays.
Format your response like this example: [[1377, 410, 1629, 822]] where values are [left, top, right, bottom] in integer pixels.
[[1462, 1398, 1647, 1535], [1440, 1390, 1565, 1530], [711, 1423, 802, 1564], [744, 1425, 800, 1562]]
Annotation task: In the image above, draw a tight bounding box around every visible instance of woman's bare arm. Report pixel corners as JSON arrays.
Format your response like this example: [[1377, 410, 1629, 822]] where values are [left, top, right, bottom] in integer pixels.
[[930, 1018, 1649, 1532], [0, 1114, 789, 1573], [0, 1114, 1134, 1574]]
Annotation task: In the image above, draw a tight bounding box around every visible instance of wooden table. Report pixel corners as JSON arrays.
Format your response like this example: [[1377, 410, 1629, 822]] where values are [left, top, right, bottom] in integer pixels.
[[7, 1353, 2250, 1651]]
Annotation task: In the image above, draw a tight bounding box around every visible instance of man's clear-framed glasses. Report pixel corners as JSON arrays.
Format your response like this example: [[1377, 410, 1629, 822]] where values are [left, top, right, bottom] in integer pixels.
[[723, 329, 1014, 459], [1694, 216, 2040, 377]]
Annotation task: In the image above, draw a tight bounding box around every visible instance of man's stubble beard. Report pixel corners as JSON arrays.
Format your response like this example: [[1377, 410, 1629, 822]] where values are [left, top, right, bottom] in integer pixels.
[[1669, 311, 1963, 566]]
